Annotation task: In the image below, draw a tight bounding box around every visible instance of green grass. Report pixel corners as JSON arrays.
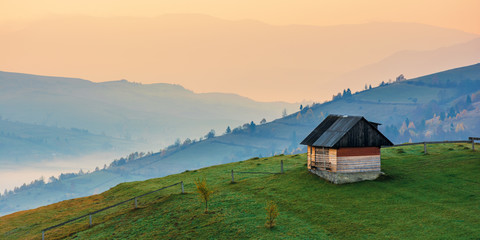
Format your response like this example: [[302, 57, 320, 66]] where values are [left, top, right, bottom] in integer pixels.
[[1, 143, 479, 239]]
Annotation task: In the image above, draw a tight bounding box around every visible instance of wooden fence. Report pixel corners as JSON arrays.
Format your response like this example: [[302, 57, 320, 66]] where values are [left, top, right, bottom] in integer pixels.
[[382, 137, 478, 154], [231, 160, 284, 183], [41, 181, 184, 240]]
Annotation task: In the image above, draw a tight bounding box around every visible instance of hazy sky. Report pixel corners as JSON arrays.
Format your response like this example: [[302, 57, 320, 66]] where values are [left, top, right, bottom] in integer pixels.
[[2, 0, 479, 34], [1, 0, 479, 102]]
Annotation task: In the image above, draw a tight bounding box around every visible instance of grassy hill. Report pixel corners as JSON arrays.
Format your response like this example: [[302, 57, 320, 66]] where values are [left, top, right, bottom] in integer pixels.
[[1, 143, 479, 239]]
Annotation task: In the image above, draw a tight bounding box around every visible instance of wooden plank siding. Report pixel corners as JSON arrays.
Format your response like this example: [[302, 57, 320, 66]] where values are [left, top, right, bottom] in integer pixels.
[[308, 147, 381, 173], [336, 155, 380, 172], [307, 146, 315, 170], [337, 147, 380, 173], [333, 120, 392, 148], [309, 147, 337, 172]]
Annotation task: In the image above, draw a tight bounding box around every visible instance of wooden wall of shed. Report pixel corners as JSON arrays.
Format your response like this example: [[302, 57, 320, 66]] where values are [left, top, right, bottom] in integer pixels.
[[336, 153, 380, 173], [308, 146, 380, 173], [309, 147, 337, 172], [307, 146, 313, 169]]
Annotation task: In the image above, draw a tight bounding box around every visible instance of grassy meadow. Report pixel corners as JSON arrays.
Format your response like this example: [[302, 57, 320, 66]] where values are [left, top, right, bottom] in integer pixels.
[[1, 143, 479, 239]]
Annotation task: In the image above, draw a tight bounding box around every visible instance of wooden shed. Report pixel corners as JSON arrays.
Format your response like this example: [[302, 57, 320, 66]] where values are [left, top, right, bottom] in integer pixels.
[[300, 115, 393, 184]]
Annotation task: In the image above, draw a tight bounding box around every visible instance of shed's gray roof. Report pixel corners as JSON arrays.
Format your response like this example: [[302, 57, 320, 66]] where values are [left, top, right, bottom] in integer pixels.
[[300, 115, 342, 146], [312, 116, 362, 147]]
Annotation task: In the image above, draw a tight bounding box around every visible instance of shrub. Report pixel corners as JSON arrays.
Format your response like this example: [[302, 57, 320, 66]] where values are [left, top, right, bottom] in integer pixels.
[[194, 178, 213, 213], [265, 201, 279, 229]]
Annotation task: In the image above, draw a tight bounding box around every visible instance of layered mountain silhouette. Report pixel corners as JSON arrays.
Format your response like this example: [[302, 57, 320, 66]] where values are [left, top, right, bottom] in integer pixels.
[[0, 70, 298, 160], [336, 37, 480, 92]]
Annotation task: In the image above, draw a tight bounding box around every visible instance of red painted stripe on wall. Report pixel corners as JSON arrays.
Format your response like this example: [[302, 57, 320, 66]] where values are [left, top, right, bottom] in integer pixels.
[[337, 147, 380, 157]]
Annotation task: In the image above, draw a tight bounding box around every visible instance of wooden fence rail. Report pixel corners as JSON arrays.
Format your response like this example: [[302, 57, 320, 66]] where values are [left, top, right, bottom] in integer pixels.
[[381, 137, 478, 153], [41, 181, 184, 240], [231, 160, 284, 183]]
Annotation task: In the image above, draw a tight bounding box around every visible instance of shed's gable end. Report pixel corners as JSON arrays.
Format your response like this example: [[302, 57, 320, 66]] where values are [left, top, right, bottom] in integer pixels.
[[333, 118, 393, 148]]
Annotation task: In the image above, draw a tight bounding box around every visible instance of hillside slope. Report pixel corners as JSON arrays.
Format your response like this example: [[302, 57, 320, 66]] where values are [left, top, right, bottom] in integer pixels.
[[1, 143, 479, 239], [0, 119, 132, 162], [2, 63, 480, 216], [336, 37, 480, 93], [0, 119, 134, 194]]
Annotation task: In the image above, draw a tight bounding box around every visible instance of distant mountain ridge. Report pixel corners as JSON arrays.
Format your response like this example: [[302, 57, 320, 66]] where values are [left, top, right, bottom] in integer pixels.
[[2, 63, 479, 216], [0, 118, 131, 162], [0, 70, 298, 154], [1, 14, 478, 102], [336, 37, 480, 92]]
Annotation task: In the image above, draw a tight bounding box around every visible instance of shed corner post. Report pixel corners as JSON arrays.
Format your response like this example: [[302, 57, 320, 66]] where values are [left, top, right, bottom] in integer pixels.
[[424, 142, 427, 154], [231, 170, 234, 183]]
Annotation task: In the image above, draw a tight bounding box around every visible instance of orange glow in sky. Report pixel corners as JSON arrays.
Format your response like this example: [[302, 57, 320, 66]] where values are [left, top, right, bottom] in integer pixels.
[[2, 0, 479, 34], [1, 0, 479, 102]]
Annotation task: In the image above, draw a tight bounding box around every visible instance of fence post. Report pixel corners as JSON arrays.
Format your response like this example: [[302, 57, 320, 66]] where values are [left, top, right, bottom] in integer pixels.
[[181, 181, 184, 194], [134, 197, 138, 209], [231, 170, 234, 183], [281, 160, 284, 174], [472, 140, 475, 151], [42, 231, 45, 240], [424, 142, 427, 154], [89, 215, 92, 227]]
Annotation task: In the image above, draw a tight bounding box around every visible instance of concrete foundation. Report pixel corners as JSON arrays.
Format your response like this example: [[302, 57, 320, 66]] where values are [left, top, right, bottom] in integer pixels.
[[309, 169, 381, 184]]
